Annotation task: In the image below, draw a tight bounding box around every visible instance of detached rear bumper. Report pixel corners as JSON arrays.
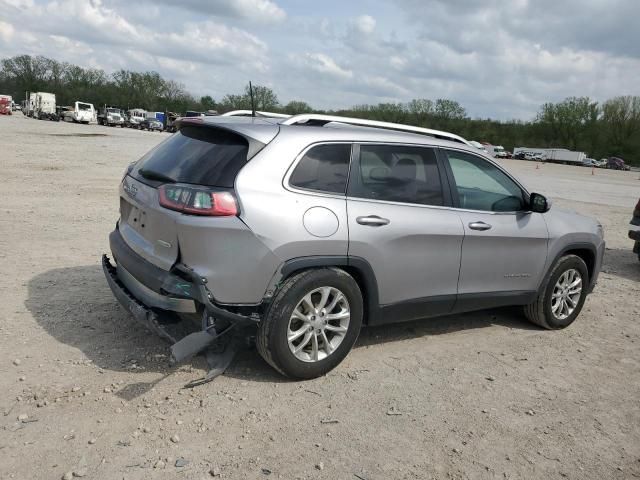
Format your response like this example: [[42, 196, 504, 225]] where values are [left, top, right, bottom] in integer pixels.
[[102, 255, 178, 342], [105, 227, 260, 329]]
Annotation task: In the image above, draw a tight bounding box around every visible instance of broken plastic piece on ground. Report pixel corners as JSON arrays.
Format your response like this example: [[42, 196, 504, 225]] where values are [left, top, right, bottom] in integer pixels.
[[183, 333, 244, 388]]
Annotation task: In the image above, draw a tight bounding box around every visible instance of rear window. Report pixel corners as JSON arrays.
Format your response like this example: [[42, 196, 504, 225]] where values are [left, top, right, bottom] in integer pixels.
[[132, 126, 250, 188], [289, 143, 351, 194]]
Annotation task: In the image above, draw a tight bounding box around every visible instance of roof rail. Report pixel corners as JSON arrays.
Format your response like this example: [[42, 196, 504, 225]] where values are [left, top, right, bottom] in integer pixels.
[[281, 114, 470, 146], [222, 110, 291, 119]]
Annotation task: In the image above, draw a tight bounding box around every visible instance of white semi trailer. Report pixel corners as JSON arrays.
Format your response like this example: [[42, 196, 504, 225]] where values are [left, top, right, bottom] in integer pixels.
[[513, 147, 586, 165]]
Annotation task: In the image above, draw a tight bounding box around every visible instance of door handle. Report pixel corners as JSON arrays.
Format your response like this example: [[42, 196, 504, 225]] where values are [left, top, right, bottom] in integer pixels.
[[469, 221, 492, 231], [356, 215, 390, 227]]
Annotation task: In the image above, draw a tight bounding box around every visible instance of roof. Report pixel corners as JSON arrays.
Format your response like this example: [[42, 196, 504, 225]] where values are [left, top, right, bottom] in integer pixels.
[[177, 114, 480, 155]]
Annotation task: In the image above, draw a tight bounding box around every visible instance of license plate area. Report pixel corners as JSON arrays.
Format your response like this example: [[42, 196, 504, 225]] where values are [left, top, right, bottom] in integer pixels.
[[120, 197, 147, 234]]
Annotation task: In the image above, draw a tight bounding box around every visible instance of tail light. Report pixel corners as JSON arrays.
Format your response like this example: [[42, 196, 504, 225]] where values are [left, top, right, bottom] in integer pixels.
[[158, 184, 238, 216]]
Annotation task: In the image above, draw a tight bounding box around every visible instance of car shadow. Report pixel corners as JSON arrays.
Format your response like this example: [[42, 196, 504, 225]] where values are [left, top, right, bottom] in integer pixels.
[[601, 248, 640, 283], [26, 264, 540, 389]]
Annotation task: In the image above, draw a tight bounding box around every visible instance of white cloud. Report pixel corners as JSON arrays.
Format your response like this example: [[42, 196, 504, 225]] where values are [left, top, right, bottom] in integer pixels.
[[353, 14, 376, 34], [297, 52, 353, 80], [152, 0, 286, 23], [0, 20, 15, 42]]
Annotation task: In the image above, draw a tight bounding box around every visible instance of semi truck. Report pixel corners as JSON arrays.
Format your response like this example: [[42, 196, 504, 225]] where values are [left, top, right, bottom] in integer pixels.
[[0, 94, 13, 115], [126, 108, 147, 128], [0, 96, 11, 115], [97, 106, 125, 126], [33, 92, 58, 120], [513, 147, 586, 165]]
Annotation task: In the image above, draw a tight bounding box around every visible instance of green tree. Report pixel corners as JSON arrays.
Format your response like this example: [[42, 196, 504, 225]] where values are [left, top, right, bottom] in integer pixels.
[[601, 96, 640, 155], [245, 84, 279, 111], [282, 100, 312, 114], [536, 96, 599, 150], [199, 95, 217, 111]]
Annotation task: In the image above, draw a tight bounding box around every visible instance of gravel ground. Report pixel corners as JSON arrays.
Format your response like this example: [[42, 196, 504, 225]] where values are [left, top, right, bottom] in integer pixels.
[[1, 114, 639, 480]]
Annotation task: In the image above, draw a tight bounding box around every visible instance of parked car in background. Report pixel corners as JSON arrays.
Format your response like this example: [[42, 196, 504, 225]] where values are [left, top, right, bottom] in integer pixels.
[[61, 101, 94, 124], [139, 117, 163, 131], [582, 158, 599, 167], [630, 199, 640, 261], [103, 112, 605, 379], [606, 157, 630, 171], [98, 107, 125, 127]]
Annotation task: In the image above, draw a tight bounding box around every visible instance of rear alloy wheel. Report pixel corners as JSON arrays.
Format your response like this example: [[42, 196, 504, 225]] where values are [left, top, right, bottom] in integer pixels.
[[524, 254, 588, 329], [287, 286, 350, 363], [257, 268, 363, 379]]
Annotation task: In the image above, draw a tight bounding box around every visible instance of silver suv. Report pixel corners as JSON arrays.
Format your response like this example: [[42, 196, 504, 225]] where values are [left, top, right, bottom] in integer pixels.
[[103, 112, 605, 379]]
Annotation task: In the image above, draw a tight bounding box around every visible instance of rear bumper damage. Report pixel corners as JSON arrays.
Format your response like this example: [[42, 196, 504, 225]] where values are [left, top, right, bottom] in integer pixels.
[[102, 229, 260, 382]]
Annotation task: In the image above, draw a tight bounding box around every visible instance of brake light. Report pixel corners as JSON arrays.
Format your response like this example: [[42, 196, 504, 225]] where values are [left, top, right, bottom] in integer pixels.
[[158, 184, 238, 216]]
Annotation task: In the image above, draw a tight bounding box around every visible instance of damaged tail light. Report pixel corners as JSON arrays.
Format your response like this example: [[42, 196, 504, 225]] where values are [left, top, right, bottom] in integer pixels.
[[158, 184, 238, 216]]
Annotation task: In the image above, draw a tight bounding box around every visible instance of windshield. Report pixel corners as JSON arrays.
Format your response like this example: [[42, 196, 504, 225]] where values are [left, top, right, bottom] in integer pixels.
[[78, 103, 92, 111], [107, 108, 119, 114], [132, 126, 252, 188]]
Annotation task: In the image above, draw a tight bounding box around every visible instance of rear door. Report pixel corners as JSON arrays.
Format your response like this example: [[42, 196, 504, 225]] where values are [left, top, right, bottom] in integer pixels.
[[441, 148, 548, 300], [346, 143, 464, 323]]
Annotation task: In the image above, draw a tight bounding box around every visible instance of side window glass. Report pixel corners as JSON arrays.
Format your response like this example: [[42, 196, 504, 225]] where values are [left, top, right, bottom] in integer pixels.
[[445, 150, 524, 212], [349, 145, 444, 206], [289, 144, 351, 194]]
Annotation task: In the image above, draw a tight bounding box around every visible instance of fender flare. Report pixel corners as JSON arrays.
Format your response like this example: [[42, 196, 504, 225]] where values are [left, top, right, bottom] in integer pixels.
[[540, 242, 598, 292], [279, 256, 380, 325]]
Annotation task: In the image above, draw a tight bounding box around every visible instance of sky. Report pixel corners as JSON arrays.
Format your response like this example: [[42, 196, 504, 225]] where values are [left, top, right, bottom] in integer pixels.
[[0, 0, 638, 120]]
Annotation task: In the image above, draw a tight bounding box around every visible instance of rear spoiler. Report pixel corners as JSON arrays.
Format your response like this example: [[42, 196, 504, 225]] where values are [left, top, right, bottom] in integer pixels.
[[175, 117, 280, 159]]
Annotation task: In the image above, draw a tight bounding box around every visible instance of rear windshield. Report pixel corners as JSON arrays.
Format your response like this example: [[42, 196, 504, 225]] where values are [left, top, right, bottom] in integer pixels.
[[132, 126, 250, 188]]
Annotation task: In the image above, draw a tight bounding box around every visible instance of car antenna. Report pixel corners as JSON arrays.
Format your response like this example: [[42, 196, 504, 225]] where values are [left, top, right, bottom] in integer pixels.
[[249, 81, 256, 117]]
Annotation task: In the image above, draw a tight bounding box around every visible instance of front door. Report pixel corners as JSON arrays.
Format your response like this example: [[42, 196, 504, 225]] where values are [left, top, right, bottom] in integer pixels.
[[347, 143, 464, 324], [441, 149, 548, 306]]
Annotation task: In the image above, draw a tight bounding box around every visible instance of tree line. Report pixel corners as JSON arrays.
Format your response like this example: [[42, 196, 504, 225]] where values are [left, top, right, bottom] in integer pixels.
[[1, 54, 638, 164]]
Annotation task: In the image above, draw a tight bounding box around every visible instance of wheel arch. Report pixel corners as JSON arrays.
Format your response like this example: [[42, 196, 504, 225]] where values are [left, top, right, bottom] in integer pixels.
[[543, 242, 597, 291], [279, 256, 380, 325]]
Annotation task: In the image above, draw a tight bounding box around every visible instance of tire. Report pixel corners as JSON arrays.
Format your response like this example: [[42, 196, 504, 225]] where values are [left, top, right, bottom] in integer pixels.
[[524, 254, 589, 329], [257, 268, 363, 379]]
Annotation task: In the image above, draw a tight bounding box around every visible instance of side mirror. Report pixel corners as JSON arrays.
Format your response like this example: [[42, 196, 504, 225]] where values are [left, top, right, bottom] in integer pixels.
[[529, 192, 550, 213]]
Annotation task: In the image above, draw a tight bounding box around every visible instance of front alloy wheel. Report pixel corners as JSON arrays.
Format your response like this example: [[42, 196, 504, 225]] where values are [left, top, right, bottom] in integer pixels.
[[551, 268, 582, 320], [287, 286, 350, 362], [524, 254, 589, 329]]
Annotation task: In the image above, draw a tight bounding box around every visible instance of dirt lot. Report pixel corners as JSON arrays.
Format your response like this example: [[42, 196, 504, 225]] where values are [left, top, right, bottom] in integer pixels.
[[1, 114, 639, 480]]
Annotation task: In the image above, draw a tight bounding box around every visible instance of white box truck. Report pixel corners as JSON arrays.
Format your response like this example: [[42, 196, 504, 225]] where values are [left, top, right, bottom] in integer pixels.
[[62, 101, 94, 124], [482, 143, 507, 158]]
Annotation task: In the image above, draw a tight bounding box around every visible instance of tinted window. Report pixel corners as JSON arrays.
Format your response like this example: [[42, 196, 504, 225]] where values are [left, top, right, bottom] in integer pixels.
[[289, 144, 351, 194], [132, 126, 250, 188], [349, 144, 444, 206], [445, 150, 524, 212]]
